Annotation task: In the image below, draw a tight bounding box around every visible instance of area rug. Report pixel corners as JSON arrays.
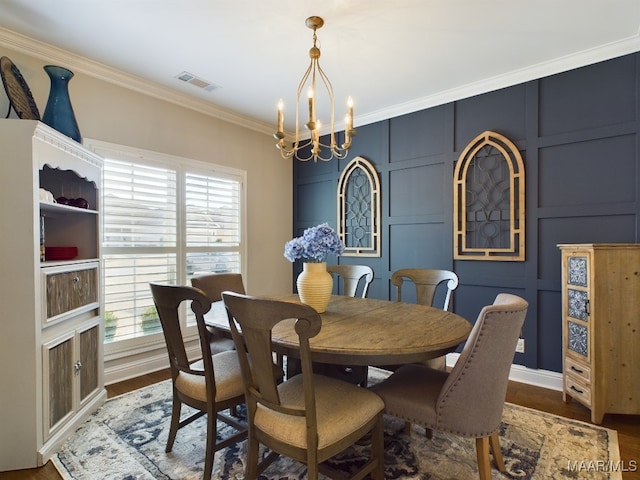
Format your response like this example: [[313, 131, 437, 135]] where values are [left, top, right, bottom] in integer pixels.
[[52, 374, 621, 480]]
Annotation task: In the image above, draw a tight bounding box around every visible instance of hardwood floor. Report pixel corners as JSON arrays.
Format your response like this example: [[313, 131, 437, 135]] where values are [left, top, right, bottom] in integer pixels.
[[1, 370, 638, 479]]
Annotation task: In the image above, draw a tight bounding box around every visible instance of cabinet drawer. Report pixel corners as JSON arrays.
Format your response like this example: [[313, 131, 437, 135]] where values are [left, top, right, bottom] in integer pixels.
[[565, 356, 591, 384], [565, 375, 591, 407], [42, 262, 99, 324]]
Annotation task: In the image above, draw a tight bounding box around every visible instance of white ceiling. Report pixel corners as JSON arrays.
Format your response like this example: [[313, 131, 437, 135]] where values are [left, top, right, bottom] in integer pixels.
[[1, 0, 640, 136]]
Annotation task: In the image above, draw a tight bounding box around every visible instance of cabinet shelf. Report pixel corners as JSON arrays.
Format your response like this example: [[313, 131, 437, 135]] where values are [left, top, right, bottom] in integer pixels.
[[40, 201, 98, 216], [40, 258, 100, 269]]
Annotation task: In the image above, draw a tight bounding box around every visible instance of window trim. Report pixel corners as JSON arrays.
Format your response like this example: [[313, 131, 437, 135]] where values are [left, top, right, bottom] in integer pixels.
[[85, 139, 247, 358]]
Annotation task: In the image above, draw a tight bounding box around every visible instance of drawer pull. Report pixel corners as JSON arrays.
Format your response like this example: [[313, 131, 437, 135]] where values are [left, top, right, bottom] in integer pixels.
[[74, 361, 82, 375], [73, 276, 80, 284], [570, 365, 584, 374], [570, 385, 584, 394]]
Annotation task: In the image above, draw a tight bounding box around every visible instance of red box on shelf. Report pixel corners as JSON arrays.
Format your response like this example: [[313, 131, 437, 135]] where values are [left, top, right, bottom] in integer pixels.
[[45, 246, 78, 261]]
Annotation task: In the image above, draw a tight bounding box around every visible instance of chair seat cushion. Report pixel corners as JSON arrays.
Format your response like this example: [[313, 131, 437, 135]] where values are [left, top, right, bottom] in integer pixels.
[[371, 363, 447, 428], [254, 374, 384, 450], [175, 350, 244, 402]]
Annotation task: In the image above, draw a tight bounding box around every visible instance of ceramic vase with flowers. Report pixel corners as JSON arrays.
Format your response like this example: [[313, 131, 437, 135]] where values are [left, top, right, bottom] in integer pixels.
[[284, 222, 345, 313]]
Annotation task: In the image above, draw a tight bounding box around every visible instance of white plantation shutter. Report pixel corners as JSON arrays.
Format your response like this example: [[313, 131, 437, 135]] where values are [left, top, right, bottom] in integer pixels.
[[102, 160, 178, 341], [103, 161, 177, 247], [100, 150, 244, 344], [185, 172, 241, 277], [185, 173, 240, 246]]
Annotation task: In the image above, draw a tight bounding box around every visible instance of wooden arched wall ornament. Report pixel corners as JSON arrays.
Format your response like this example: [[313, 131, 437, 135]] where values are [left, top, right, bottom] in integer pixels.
[[454, 131, 525, 261], [337, 156, 381, 257]]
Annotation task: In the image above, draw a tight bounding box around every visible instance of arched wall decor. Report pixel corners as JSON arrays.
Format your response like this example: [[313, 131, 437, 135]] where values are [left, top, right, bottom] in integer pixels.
[[453, 130, 525, 261], [337, 156, 381, 257]]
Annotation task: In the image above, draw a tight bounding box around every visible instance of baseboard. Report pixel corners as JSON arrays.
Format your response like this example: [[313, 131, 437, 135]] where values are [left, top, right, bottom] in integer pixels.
[[104, 343, 200, 386], [446, 353, 563, 392], [106, 348, 563, 392]]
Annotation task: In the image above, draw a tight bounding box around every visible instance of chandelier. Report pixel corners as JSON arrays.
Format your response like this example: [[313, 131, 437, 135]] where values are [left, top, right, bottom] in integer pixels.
[[274, 16, 355, 162]]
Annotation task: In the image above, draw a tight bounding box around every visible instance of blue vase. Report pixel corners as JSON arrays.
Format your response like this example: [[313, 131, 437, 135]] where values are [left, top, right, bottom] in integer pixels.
[[42, 65, 82, 143]]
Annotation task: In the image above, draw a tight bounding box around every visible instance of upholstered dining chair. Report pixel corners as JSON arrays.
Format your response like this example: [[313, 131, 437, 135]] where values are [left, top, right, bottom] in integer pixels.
[[390, 268, 459, 371], [327, 264, 374, 298], [371, 293, 528, 480], [150, 283, 247, 480], [222, 291, 385, 480], [191, 273, 244, 354]]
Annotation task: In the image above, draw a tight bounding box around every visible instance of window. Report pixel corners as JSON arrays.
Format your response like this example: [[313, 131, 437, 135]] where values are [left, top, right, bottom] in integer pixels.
[[91, 142, 245, 347]]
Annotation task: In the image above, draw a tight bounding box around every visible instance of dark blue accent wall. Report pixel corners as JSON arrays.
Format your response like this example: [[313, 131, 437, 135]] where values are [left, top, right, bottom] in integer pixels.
[[292, 52, 640, 373]]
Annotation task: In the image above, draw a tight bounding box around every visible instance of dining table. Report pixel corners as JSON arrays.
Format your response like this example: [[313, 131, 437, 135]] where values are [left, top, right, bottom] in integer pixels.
[[204, 293, 472, 367]]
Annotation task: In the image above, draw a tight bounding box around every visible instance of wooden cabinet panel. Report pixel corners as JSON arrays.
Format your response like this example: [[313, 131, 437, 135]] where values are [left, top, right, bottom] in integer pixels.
[[45, 265, 98, 320], [79, 323, 100, 402], [47, 336, 74, 429]]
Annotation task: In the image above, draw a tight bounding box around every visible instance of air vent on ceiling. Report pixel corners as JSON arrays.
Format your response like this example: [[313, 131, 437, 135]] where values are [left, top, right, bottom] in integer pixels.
[[175, 71, 220, 92]]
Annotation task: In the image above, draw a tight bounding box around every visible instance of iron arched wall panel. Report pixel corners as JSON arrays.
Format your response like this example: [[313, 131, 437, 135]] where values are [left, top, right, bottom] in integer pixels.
[[454, 131, 525, 261], [337, 156, 381, 257]]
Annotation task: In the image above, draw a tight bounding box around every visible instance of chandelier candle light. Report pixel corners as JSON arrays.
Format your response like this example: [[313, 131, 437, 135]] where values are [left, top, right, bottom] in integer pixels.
[[274, 16, 356, 162]]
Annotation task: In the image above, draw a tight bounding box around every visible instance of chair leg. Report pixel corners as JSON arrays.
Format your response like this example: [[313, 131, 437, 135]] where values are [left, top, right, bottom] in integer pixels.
[[475, 436, 492, 480], [245, 434, 260, 480], [404, 421, 433, 439], [166, 395, 181, 452], [372, 413, 385, 480], [203, 407, 217, 480], [307, 463, 319, 480], [489, 431, 506, 472]]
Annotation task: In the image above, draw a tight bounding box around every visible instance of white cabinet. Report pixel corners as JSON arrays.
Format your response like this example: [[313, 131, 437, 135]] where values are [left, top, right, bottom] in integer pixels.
[[0, 120, 106, 471]]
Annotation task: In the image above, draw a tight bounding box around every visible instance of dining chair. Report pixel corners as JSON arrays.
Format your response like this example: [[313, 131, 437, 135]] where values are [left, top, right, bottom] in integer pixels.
[[392, 267, 459, 311], [149, 282, 247, 480], [390, 268, 459, 371], [321, 264, 374, 386], [191, 273, 244, 354], [222, 291, 385, 480], [371, 293, 528, 480], [327, 264, 374, 298], [192, 272, 288, 372]]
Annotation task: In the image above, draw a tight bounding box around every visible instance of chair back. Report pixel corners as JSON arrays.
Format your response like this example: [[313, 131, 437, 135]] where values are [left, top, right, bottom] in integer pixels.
[[327, 264, 374, 298], [391, 268, 459, 310], [150, 283, 214, 384], [222, 292, 321, 421], [435, 293, 528, 435], [191, 273, 245, 302]]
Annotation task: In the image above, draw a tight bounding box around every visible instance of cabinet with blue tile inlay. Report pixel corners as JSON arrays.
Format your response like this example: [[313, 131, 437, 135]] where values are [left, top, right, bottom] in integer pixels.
[[558, 244, 640, 424]]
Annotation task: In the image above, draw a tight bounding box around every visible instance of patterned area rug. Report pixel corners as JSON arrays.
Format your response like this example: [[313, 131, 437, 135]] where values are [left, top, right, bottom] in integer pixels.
[[53, 374, 621, 480]]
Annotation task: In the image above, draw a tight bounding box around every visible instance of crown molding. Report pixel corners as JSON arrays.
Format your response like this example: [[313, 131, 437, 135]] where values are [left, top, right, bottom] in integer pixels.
[[0, 26, 275, 136], [357, 33, 640, 128], [3, 26, 640, 134]]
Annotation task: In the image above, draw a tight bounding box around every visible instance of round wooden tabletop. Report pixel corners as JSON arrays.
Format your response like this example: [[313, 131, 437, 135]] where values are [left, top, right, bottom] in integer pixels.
[[206, 294, 472, 366]]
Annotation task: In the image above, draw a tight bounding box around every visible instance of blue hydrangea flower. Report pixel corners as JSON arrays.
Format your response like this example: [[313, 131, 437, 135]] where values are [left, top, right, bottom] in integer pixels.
[[283, 222, 345, 262]]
